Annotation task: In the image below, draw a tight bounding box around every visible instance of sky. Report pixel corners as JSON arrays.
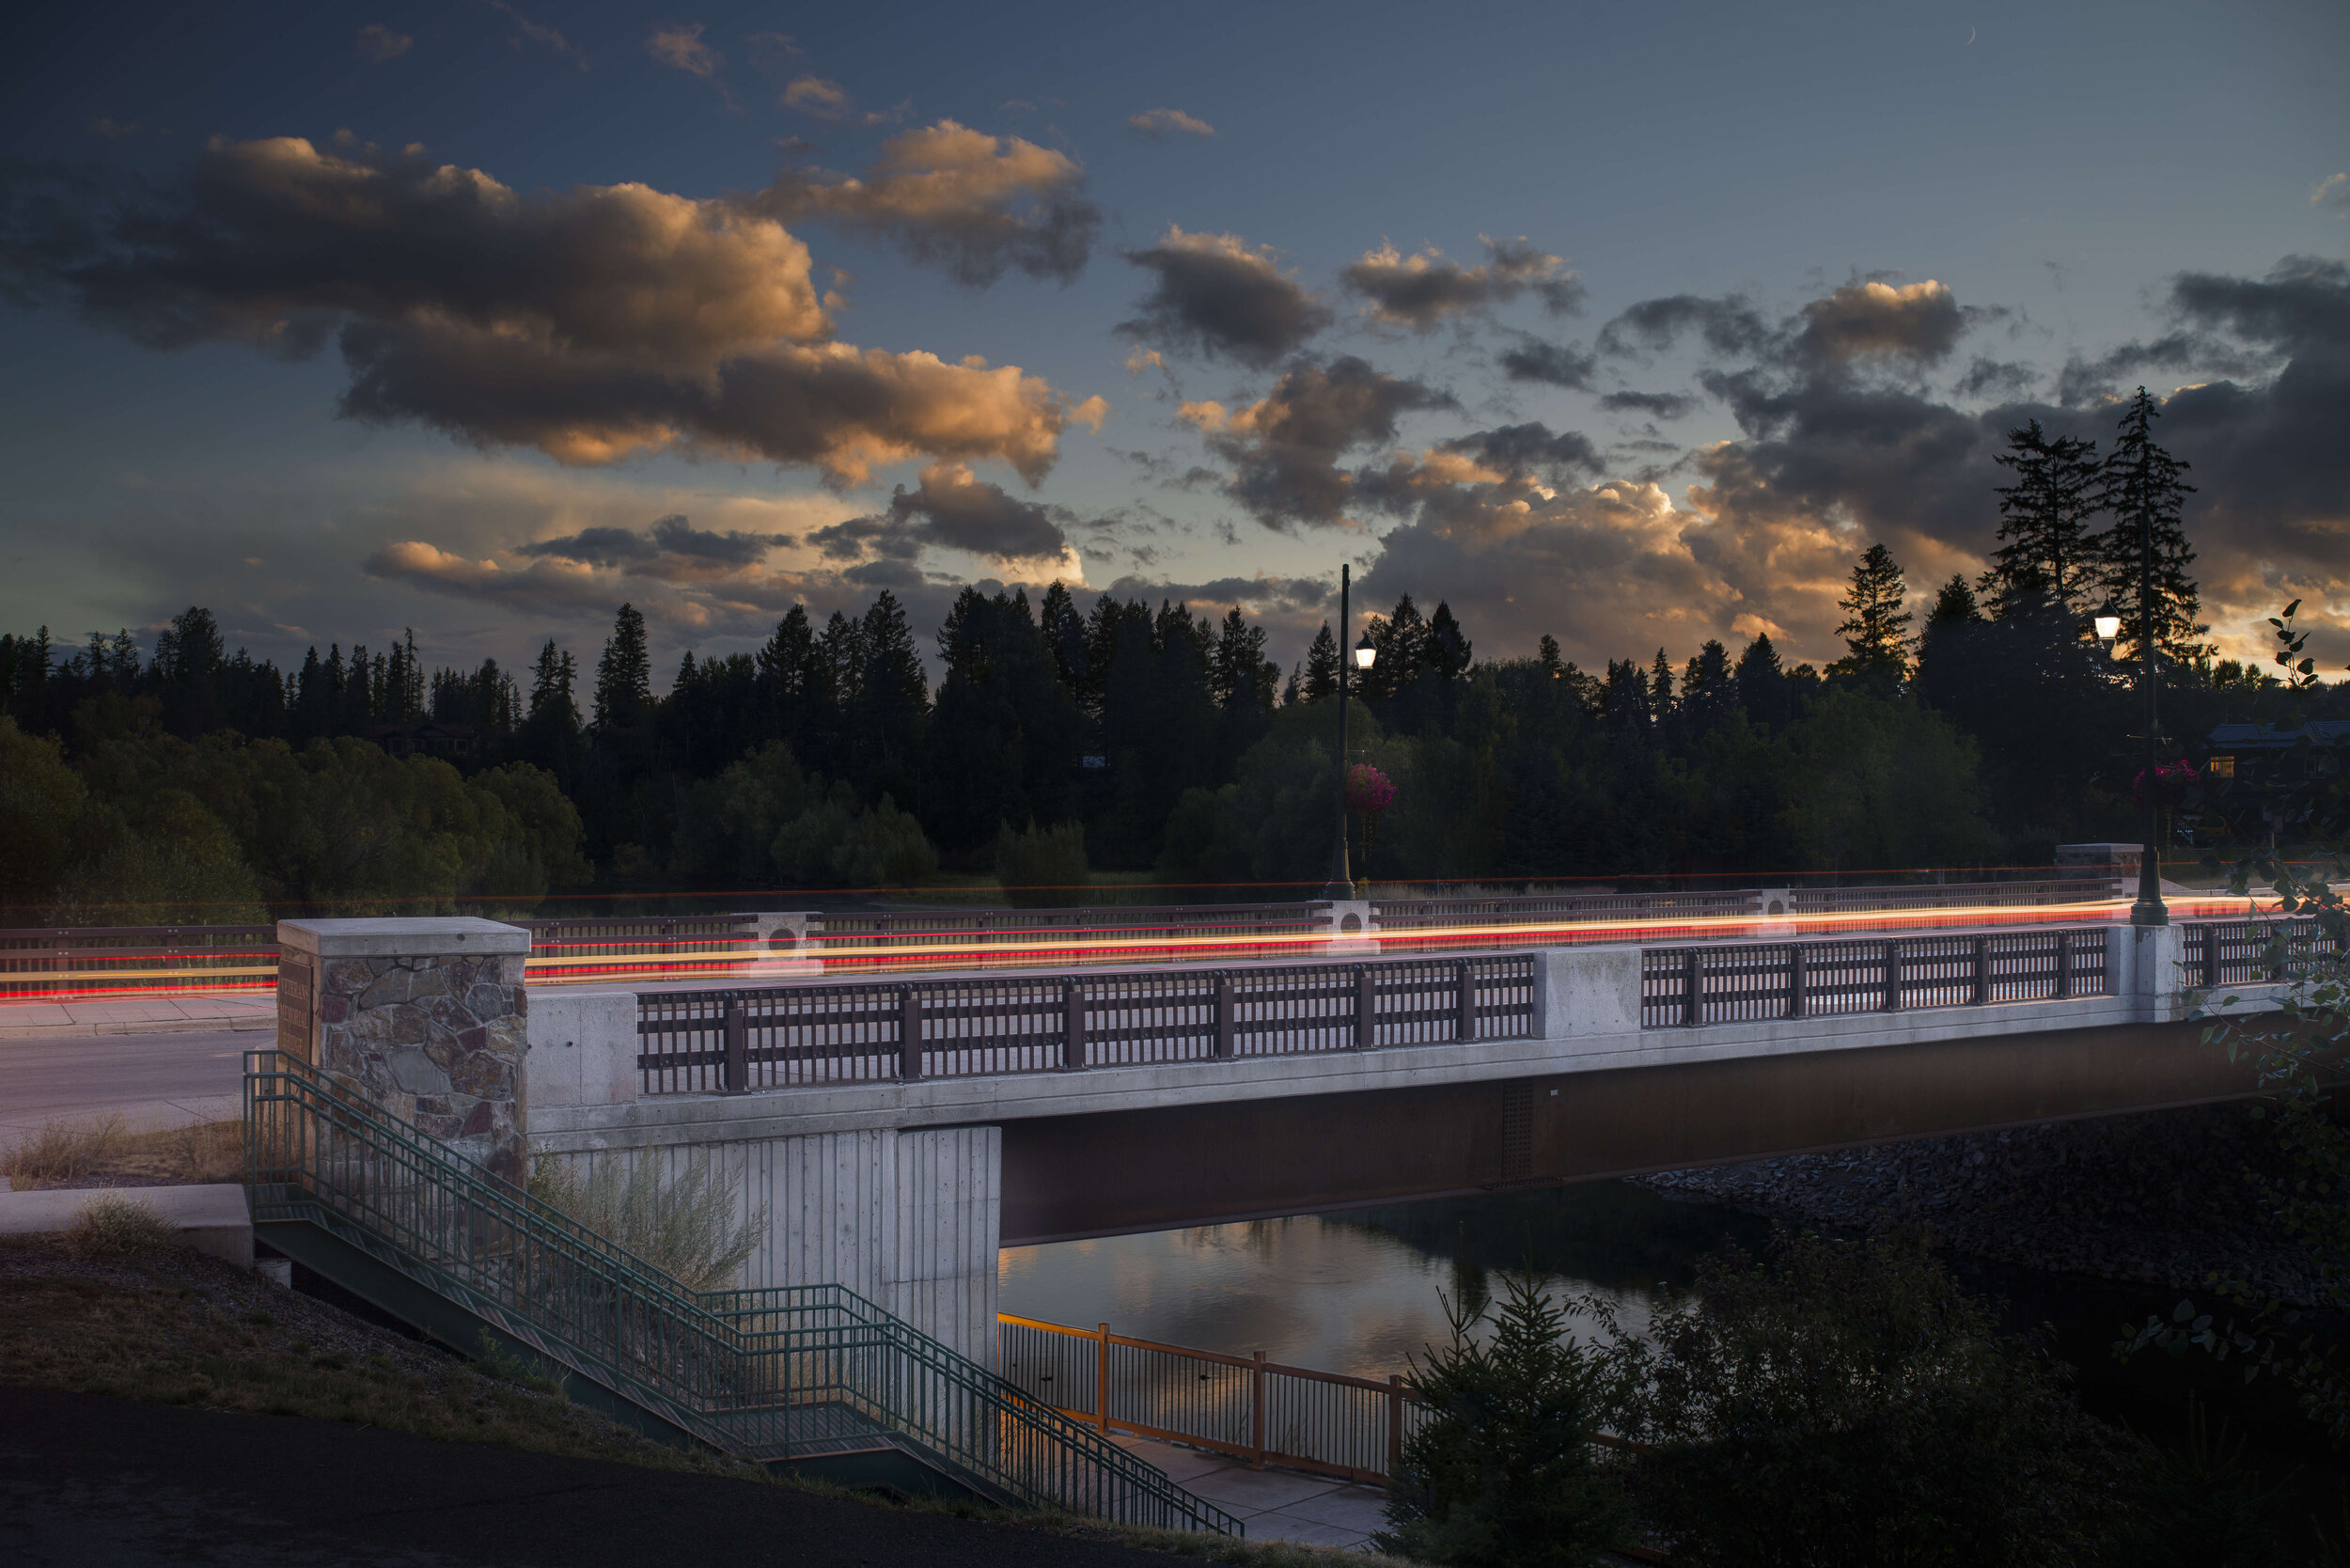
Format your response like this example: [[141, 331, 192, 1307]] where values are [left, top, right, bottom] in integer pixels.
[[1, 0, 2345, 689]]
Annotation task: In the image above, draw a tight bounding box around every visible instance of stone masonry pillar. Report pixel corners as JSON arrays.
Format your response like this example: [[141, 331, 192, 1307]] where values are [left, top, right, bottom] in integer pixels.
[[277, 918, 534, 1184]]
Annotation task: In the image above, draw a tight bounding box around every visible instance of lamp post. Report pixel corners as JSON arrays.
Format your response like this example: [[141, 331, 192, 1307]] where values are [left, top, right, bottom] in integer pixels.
[[1322, 565, 1377, 900], [2103, 567, 2168, 926]]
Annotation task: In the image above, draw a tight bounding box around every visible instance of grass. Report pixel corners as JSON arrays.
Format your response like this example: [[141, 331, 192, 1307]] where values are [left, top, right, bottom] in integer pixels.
[[4, 1113, 242, 1190]]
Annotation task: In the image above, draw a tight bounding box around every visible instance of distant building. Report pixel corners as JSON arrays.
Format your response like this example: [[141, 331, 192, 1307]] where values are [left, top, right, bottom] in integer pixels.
[[367, 719, 480, 760]]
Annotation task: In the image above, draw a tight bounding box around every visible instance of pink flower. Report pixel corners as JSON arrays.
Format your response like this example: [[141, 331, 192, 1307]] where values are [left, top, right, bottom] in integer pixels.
[[2131, 758, 2197, 810], [1347, 762, 1397, 816]]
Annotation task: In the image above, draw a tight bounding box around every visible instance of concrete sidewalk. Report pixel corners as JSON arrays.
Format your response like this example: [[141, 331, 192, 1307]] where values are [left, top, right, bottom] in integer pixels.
[[0, 994, 275, 1040]]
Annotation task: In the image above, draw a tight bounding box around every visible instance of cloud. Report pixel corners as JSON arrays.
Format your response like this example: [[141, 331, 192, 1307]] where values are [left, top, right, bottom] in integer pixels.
[[87, 118, 140, 140], [0, 137, 1084, 483], [1598, 293, 1774, 359], [1119, 227, 1333, 366], [2312, 173, 2349, 215], [1598, 389, 1698, 418], [812, 461, 1073, 566], [1340, 236, 1582, 329], [515, 513, 793, 571], [750, 119, 1098, 285], [487, 1, 587, 68], [781, 75, 853, 118], [356, 24, 412, 62], [647, 23, 720, 76], [1951, 358, 2038, 401], [1790, 279, 1966, 368], [364, 541, 611, 613], [1500, 337, 1597, 389], [1129, 107, 1214, 138], [1192, 355, 1456, 529]]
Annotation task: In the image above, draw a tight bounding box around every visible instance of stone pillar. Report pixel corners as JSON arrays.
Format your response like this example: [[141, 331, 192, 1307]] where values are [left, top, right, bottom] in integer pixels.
[[277, 918, 534, 1184]]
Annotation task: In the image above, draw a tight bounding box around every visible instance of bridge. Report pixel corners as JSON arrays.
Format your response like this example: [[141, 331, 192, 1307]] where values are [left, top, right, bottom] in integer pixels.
[[249, 902, 2335, 1379]]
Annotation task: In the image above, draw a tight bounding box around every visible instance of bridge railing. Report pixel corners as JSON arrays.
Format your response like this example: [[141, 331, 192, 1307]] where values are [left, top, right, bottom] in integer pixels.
[[0, 923, 278, 999], [2182, 917, 2343, 989], [634, 952, 1539, 1095], [243, 1048, 1241, 1534], [1638, 927, 2113, 1027], [812, 902, 1326, 971]]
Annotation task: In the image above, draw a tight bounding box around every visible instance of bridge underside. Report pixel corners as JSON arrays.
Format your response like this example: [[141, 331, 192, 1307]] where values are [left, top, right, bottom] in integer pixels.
[[999, 1018, 2258, 1246]]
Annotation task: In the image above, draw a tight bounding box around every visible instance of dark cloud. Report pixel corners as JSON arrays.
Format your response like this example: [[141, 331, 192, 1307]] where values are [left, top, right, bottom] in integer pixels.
[[0, 139, 1086, 482], [1340, 236, 1582, 329], [1436, 422, 1600, 478], [356, 24, 412, 62], [1186, 355, 1456, 529], [811, 463, 1071, 565], [1598, 389, 1699, 418], [1598, 293, 1773, 359], [1789, 279, 1966, 369], [487, 1, 586, 68], [746, 119, 1099, 286], [516, 514, 794, 572], [1499, 338, 1597, 389], [1098, 574, 1332, 615], [1952, 357, 2038, 401], [1119, 227, 1333, 366]]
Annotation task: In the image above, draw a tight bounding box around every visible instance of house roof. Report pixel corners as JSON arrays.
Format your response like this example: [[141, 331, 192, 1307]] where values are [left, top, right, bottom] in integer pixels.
[[2208, 719, 2350, 749]]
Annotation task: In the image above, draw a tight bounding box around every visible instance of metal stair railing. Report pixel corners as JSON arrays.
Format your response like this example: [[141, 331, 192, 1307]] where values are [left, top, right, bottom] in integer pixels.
[[242, 1049, 1240, 1535]]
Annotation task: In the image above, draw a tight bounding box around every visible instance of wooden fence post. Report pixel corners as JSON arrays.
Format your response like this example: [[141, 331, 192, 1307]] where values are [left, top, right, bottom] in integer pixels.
[[723, 998, 748, 1093], [1250, 1351, 1267, 1470], [1214, 973, 1235, 1059], [1386, 1374, 1404, 1482], [897, 986, 924, 1082], [1061, 979, 1086, 1072], [1097, 1324, 1112, 1434]]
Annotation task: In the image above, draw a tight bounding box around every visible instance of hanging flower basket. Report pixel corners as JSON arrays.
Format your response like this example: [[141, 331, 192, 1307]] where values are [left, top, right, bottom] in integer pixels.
[[1346, 762, 1396, 817], [2131, 758, 2197, 811]]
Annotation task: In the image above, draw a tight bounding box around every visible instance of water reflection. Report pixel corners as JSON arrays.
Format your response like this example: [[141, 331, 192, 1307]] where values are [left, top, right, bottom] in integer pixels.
[[997, 1182, 1773, 1378]]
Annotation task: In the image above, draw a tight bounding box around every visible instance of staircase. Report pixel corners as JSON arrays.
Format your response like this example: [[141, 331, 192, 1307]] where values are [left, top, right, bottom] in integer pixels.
[[241, 1049, 1240, 1535]]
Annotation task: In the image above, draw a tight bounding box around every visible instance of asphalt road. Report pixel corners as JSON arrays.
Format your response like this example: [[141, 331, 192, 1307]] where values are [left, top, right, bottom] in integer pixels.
[[0, 1028, 248, 1148], [0, 1386, 1189, 1568]]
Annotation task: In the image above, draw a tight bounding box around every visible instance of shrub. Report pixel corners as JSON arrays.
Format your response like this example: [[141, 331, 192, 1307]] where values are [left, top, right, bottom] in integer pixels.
[[65, 1195, 176, 1256], [771, 784, 938, 890], [994, 820, 1089, 908], [1625, 1229, 2134, 1568], [528, 1152, 762, 1292], [3, 1114, 127, 1183], [1375, 1267, 1638, 1567]]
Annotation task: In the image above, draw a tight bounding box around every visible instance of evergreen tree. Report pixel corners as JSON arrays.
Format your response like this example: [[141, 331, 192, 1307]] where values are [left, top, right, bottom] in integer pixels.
[[2092, 386, 2206, 669], [1647, 649, 1675, 715], [1208, 606, 1275, 709], [1302, 622, 1340, 702], [1831, 542, 1913, 681], [1984, 419, 2100, 619], [1040, 580, 1088, 697], [1425, 601, 1472, 682], [1537, 634, 1564, 682], [1733, 634, 1789, 730], [592, 604, 652, 729]]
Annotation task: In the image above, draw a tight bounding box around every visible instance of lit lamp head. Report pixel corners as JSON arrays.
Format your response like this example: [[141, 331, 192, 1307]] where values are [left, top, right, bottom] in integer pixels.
[[1353, 634, 1377, 670], [2094, 613, 2122, 647]]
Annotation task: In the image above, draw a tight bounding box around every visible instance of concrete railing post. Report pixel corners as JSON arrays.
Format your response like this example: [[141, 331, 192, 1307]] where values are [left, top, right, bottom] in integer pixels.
[[897, 986, 924, 1082], [277, 917, 532, 1183], [1214, 973, 1235, 1059], [1353, 964, 1376, 1050], [1061, 979, 1087, 1072], [723, 998, 749, 1094]]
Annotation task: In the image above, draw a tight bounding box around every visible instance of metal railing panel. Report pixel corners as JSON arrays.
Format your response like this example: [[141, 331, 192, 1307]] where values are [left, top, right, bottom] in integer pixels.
[[244, 1051, 1241, 1534], [1640, 927, 2120, 1028]]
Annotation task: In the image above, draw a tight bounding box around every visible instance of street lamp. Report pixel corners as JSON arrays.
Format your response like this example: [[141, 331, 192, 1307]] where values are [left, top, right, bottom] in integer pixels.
[[2093, 613, 2122, 645], [1323, 564, 1375, 900], [2120, 537, 2168, 927]]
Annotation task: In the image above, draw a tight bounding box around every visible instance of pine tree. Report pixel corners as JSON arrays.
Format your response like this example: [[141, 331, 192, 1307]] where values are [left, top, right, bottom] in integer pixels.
[[529, 639, 579, 727], [2092, 387, 2206, 669], [1208, 606, 1272, 709], [1831, 542, 1913, 680], [1537, 634, 1564, 682], [1984, 419, 2100, 619], [593, 604, 652, 729], [1425, 601, 1472, 682], [1928, 573, 1982, 627], [1648, 649, 1675, 715], [859, 590, 930, 717], [1302, 622, 1340, 702], [1734, 634, 1789, 729], [1039, 581, 1087, 697]]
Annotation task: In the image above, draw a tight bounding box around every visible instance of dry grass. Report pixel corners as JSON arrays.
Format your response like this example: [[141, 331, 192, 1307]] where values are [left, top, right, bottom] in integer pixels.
[[4, 1115, 241, 1190], [528, 1152, 762, 1292], [63, 1196, 178, 1258]]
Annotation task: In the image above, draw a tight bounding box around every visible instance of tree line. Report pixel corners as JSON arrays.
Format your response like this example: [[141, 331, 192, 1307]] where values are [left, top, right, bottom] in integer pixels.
[[1, 388, 2341, 920]]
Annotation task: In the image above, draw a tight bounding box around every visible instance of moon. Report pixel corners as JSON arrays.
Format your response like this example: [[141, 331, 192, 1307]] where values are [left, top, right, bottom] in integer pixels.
[[1966, 25, 1977, 43]]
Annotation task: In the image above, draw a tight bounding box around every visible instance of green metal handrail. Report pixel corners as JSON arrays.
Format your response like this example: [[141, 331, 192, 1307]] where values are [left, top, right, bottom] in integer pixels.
[[243, 1050, 1240, 1534]]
